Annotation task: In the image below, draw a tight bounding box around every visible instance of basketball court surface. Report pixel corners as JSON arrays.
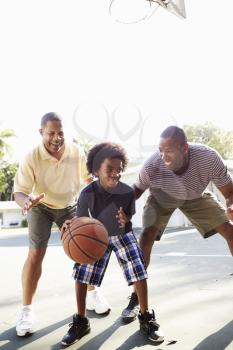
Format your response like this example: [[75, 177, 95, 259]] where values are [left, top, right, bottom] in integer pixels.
[[0, 227, 232, 349]]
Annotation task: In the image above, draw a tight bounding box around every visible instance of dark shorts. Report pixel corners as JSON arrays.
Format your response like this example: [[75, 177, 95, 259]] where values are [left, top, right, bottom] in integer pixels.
[[142, 191, 229, 240], [27, 203, 76, 248], [73, 231, 148, 286]]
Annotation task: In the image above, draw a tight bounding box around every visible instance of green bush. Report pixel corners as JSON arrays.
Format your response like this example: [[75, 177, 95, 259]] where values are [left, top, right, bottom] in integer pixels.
[[21, 219, 28, 227]]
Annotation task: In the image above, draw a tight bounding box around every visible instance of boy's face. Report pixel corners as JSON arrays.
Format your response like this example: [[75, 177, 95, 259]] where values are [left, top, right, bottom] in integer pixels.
[[95, 158, 123, 192]]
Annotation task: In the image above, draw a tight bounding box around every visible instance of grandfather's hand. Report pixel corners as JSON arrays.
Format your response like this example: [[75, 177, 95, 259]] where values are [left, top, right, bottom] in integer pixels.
[[23, 193, 45, 215]]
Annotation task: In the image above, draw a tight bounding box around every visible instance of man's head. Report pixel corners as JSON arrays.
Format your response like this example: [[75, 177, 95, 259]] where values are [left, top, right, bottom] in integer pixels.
[[39, 112, 65, 158], [87, 142, 128, 192], [159, 125, 189, 173]]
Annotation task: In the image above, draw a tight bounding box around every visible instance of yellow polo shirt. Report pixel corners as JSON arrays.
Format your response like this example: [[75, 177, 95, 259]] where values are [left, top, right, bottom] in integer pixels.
[[14, 142, 90, 209]]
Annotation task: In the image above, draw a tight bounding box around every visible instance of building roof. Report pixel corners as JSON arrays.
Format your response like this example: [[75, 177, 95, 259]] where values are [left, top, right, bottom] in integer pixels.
[[0, 201, 21, 210]]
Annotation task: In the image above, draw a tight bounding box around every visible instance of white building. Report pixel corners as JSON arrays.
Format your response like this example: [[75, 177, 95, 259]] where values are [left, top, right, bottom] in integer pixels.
[[0, 201, 24, 228]]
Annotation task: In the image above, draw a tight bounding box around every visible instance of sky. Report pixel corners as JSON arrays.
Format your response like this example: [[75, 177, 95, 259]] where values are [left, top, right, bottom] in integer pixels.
[[0, 0, 233, 162]]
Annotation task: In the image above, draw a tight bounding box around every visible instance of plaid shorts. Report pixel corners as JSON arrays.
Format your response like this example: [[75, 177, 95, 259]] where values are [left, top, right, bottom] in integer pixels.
[[73, 231, 148, 286]]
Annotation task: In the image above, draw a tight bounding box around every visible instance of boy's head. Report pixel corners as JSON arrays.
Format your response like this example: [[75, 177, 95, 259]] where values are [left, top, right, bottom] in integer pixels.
[[87, 142, 128, 191]]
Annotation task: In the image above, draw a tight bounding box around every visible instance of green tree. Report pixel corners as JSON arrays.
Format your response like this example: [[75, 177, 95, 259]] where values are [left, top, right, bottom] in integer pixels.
[[0, 128, 15, 160], [0, 161, 18, 200], [0, 128, 17, 200], [183, 122, 233, 159]]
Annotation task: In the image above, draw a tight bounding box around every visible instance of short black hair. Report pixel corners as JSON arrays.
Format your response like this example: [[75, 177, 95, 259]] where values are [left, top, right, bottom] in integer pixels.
[[86, 142, 128, 175], [160, 125, 187, 145], [41, 112, 62, 127]]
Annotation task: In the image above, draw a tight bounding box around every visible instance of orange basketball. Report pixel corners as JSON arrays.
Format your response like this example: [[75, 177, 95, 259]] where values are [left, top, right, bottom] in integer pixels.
[[61, 217, 109, 264]]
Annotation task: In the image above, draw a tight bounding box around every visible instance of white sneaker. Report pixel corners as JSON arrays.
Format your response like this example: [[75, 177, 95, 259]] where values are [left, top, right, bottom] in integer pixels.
[[86, 289, 111, 315], [16, 306, 34, 336]]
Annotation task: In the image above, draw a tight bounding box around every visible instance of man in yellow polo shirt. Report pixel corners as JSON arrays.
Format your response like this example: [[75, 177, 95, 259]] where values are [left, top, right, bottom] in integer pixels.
[[14, 112, 110, 337]]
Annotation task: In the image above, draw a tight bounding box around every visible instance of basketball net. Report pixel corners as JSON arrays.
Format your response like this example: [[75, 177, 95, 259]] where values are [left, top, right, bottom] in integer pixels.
[[109, 0, 186, 24]]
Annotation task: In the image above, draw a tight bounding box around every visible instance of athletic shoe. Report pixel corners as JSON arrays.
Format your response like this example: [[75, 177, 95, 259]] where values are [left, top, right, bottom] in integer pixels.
[[16, 305, 34, 336], [86, 289, 111, 315], [61, 314, 91, 346], [138, 309, 164, 342], [121, 292, 140, 323]]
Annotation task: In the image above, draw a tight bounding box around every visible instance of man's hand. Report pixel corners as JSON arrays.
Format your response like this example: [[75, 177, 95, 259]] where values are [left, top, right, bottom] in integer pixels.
[[23, 193, 45, 215], [227, 206, 233, 221]]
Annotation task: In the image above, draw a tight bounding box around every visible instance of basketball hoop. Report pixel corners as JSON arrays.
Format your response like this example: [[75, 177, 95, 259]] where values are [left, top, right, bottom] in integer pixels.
[[109, 0, 186, 24]]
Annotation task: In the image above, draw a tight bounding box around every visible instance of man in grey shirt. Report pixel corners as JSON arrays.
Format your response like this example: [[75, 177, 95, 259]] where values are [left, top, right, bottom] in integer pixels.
[[122, 125, 233, 322]]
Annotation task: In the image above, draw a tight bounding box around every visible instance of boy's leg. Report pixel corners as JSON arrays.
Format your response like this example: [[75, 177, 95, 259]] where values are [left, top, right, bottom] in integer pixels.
[[134, 279, 148, 314], [56, 207, 111, 315], [61, 282, 90, 346], [61, 249, 112, 346], [76, 281, 88, 317], [135, 279, 164, 343], [122, 197, 174, 323]]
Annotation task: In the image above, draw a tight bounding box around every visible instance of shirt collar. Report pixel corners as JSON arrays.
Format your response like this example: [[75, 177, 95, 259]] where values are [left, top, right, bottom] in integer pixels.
[[96, 180, 121, 195], [39, 142, 68, 161]]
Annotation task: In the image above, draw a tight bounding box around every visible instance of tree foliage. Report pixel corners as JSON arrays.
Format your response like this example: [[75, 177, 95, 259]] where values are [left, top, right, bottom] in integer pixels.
[[0, 162, 18, 200], [0, 128, 15, 160], [0, 128, 17, 200], [183, 122, 233, 159]]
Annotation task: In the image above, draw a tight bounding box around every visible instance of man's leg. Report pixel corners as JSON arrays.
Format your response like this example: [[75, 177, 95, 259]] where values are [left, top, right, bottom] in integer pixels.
[[216, 222, 233, 255], [139, 226, 161, 268], [16, 247, 46, 336], [22, 247, 47, 304]]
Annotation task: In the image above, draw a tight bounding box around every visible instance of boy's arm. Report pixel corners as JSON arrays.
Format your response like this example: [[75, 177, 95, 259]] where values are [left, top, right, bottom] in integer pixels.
[[61, 191, 90, 235], [76, 191, 91, 217]]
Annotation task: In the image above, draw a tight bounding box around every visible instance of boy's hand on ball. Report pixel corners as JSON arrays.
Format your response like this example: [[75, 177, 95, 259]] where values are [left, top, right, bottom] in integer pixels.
[[61, 219, 72, 236]]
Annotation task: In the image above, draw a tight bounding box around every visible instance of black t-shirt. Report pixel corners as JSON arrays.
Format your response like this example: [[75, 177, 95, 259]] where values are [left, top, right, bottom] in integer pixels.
[[76, 180, 135, 236]]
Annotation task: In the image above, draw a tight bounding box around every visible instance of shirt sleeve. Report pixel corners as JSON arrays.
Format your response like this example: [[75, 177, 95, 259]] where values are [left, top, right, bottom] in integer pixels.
[[134, 166, 150, 192], [79, 148, 91, 185], [76, 190, 90, 217], [211, 150, 232, 188], [13, 154, 35, 195], [125, 191, 136, 218]]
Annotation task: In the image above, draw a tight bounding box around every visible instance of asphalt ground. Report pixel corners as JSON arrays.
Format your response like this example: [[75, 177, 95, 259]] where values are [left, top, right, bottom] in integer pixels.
[[0, 227, 232, 350]]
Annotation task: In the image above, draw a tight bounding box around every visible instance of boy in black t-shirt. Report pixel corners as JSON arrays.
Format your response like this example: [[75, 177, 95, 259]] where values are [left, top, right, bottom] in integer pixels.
[[61, 142, 164, 346]]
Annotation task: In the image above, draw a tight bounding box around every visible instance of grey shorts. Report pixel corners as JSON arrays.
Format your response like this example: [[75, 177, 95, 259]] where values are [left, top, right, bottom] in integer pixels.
[[142, 191, 229, 240], [27, 203, 77, 248]]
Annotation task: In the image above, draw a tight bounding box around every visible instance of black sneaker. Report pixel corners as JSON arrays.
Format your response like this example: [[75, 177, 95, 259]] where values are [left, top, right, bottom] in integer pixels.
[[138, 309, 164, 342], [121, 292, 140, 323], [61, 314, 91, 346]]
